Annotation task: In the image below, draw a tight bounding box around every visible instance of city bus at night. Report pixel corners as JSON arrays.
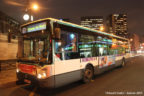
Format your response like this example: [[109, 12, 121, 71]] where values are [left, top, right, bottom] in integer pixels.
[[16, 18, 130, 88]]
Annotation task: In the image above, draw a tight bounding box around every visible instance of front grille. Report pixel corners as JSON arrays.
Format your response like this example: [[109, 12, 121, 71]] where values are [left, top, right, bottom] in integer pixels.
[[18, 64, 36, 75]]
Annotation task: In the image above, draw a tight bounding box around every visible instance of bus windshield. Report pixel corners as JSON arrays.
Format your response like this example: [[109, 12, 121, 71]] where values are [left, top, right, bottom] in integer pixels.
[[19, 35, 52, 64]]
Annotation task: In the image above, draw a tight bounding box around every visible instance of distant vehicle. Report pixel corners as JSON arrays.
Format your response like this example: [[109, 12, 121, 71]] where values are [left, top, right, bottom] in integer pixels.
[[16, 18, 131, 88]]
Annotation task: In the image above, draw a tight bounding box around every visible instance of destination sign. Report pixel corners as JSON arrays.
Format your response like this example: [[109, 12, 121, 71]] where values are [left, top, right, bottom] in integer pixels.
[[22, 22, 47, 34]]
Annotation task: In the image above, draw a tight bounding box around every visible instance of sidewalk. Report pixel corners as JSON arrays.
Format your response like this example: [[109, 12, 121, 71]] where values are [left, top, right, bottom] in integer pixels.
[[0, 69, 17, 87]]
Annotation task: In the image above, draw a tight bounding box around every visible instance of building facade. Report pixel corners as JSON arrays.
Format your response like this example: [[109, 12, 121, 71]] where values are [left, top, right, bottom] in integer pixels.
[[0, 11, 20, 35], [129, 33, 140, 51], [107, 14, 128, 38], [81, 16, 104, 30]]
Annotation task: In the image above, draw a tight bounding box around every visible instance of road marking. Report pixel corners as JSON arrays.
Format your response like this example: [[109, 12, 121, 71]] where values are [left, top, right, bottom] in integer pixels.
[[29, 87, 37, 96]]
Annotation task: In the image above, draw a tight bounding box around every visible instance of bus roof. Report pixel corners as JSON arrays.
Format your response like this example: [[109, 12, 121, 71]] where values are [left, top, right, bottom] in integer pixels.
[[21, 18, 129, 41]]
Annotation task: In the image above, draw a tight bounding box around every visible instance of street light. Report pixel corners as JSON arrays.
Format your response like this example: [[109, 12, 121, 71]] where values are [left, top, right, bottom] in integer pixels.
[[23, 14, 30, 21], [32, 4, 39, 10], [130, 38, 133, 42], [100, 26, 104, 31], [23, 2, 39, 22]]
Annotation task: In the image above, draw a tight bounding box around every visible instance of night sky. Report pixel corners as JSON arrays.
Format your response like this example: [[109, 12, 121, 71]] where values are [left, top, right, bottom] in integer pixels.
[[0, 0, 144, 37]]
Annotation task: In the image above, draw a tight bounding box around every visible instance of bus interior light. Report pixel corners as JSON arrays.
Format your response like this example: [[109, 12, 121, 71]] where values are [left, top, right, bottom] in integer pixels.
[[99, 47, 104, 55], [70, 34, 75, 39], [58, 42, 61, 46]]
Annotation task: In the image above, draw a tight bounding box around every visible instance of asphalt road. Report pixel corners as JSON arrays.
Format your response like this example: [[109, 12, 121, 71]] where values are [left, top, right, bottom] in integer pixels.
[[1, 56, 144, 96]]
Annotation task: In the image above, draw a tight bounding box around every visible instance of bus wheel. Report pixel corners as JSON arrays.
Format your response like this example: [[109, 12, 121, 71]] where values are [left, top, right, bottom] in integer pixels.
[[83, 66, 94, 83]]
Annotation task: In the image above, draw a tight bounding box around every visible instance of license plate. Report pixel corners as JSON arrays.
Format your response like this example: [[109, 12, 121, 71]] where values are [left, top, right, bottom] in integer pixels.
[[24, 79, 31, 84]]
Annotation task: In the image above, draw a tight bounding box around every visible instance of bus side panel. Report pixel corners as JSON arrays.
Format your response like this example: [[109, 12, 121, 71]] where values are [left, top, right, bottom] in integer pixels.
[[54, 59, 82, 88], [98, 55, 116, 67], [115, 55, 124, 66], [80, 57, 99, 74]]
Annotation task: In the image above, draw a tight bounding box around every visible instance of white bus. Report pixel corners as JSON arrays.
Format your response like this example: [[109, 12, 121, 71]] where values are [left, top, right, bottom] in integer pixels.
[[16, 18, 130, 88]]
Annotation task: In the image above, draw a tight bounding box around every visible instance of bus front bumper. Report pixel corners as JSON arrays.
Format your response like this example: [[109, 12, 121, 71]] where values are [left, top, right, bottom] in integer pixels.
[[17, 72, 54, 88]]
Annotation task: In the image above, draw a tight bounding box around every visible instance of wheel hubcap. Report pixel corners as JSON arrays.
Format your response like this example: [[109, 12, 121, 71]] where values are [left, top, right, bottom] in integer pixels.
[[85, 69, 92, 79]]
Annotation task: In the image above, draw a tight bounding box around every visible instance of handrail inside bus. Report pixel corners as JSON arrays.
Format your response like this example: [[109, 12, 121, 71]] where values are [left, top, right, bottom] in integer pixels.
[[21, 18, 129, 41]]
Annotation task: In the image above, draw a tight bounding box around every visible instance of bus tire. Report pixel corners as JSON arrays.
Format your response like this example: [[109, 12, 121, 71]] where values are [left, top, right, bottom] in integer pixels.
[[83, 65, 94, 83]]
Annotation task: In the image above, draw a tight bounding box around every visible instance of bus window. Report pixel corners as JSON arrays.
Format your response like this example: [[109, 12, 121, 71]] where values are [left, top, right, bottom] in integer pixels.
[[99, 44, 108, 56], [95, 36, 108, 56], [64, 33, 77, 52], [54, 30, 79, 60], [79, 34, 95, 58], [107, 39, 128, 56], [23, 37, 52, 64]]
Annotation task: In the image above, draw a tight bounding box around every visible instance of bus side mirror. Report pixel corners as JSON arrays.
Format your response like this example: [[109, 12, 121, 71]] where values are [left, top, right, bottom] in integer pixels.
[[54, 28, 61, 40]]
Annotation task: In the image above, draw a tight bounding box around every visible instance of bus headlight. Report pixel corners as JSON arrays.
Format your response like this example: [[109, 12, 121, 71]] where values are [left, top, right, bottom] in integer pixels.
[[37, 70, 47, 79], [43, 73, 46, 77], [38, 74, 42, 79], [16, 68, 19, 73]]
